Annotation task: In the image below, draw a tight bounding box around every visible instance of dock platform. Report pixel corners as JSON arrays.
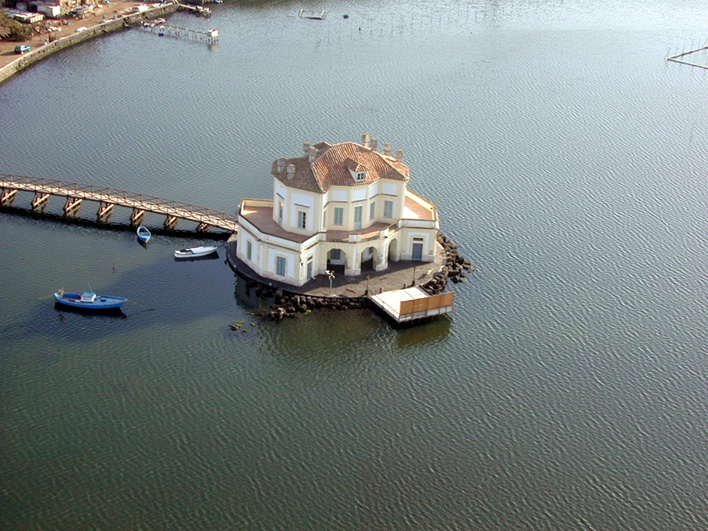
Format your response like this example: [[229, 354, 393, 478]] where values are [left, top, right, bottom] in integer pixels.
[[370, 287, 454, 324]]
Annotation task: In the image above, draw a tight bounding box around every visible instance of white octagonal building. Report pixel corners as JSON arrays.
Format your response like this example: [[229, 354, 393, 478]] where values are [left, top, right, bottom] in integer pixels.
[[236, 134, 440, 287]]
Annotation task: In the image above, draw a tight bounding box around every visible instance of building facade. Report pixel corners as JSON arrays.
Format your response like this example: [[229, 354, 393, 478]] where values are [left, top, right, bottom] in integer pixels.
[[236, 134, 440, 287]]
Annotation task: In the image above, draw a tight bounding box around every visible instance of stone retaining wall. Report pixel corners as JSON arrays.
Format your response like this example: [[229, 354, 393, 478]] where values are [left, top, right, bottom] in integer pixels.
[[0, 3, 177, 85]]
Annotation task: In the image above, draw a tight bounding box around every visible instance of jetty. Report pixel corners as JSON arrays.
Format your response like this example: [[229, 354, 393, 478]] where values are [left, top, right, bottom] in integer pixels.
[[0, 174, 238, 233], [141, 20, 219, 44], [176, 2, 212, 17], [370, 287, 454, 324]]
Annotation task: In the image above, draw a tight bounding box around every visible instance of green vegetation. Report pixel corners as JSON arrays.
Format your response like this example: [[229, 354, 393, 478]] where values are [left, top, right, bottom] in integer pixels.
[[0, 11, 32, 41]]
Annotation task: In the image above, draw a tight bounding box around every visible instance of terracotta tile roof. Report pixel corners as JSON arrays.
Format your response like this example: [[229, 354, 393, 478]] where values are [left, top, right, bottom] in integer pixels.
[[272, 139, 410, 193]]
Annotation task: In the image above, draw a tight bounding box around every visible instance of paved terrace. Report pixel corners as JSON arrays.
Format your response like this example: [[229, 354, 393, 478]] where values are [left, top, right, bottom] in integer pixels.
[[226, 234, 446, 299]]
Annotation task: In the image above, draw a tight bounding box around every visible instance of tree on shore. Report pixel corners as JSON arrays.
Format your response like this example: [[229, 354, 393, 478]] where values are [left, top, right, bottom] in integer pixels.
[[0, 11, 32, 42]]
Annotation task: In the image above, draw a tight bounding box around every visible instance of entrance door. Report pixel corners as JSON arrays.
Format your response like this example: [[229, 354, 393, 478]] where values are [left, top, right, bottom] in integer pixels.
[[354, 205, 362, 230], [412, 242, 423, 260], [306, 259, 313, 279]]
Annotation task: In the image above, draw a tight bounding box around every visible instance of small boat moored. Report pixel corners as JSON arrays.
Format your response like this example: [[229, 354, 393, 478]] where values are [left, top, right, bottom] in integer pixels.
[[54, 290, 127, 310], [136, 225, 151, 243], [298, 8, 326, 19], [174, 245, 219, 259]]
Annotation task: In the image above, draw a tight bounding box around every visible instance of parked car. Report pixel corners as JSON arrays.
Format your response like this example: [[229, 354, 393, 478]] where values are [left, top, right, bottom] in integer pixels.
[[14, 45, 31, 54]]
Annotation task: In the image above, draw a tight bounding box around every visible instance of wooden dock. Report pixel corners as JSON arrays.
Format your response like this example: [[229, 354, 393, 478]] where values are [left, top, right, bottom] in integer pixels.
[[369, 287, 454, 324], [0, 174, 238, 233], [176, 2, 212, 17], [141, 20, 219, 44]]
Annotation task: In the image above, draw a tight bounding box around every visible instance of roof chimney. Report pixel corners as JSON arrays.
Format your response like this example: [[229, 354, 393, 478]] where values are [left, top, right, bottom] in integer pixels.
[[384, 142, 392, 156], [287, 163, 295, 180], [277, 157, 286, 172], [303, 142, 310, 154], [395, 149, 404, 161], [361, 133, 370, 149], [308, 146, 317, 163], [370, 138, 378, 151]]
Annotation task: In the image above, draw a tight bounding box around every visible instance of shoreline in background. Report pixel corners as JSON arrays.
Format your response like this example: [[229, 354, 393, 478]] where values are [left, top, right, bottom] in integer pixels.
[[0, 1, 176, 84]]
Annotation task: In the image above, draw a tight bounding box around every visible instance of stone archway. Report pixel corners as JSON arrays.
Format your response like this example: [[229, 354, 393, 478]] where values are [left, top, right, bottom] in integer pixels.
[[326, 248, 346, 274], [360, 246, 379, 273], [387, 238, 399, 263]]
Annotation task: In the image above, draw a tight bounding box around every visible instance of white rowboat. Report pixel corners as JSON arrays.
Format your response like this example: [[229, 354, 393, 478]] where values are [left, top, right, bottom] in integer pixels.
[[174, 245, 218, 259]]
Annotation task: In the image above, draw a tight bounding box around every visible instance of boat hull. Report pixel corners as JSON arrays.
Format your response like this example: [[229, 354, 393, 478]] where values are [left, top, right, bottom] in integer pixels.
[[174, 245, 218, 259], [54, 292, 127, 310], [136, 225, 151, 243]]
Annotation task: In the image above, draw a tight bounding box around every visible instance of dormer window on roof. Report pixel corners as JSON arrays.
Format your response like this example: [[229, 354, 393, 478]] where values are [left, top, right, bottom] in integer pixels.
[[345, 158, 368, 184]]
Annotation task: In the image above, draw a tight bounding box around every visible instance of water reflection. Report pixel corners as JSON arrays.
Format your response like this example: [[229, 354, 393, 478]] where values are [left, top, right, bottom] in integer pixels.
[[396, 315, 452, 348], [234, 275, 272, 315]]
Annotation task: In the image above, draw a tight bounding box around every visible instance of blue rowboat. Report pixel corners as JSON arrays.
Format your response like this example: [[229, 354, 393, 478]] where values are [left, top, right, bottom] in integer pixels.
[[136, 225, 151, 243], [54, 290, 127, 310]]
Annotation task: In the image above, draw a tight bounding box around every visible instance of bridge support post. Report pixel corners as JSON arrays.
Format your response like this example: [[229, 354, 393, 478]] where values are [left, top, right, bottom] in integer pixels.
[[164, 215, 178, 230], [196, 222, 210, 233], [64, 197, 83, 216], [1, 188, 18, 206], [32, 192, 50, 211], [97, 202, 114, 222], [131, 208, 145, 226]]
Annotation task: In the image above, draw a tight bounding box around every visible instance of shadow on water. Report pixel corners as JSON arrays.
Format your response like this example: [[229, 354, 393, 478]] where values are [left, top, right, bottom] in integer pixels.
[[53, 302, 127, 319], [234, 277, 274, 315], [1, 254, 242, 344], [0, 206, 230, 241], [173, 253, 220, 263]]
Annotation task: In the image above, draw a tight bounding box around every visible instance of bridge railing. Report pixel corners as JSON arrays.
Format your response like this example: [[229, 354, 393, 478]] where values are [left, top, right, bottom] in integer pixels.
[[0, 173, 238, 228]]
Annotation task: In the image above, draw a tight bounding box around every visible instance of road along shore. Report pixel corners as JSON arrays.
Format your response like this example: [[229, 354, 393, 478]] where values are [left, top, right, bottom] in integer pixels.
[[0, 1, 177, 85]]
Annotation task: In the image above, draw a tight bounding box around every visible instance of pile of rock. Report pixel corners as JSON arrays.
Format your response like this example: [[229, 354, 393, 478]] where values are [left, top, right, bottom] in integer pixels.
[[420, 233, 474, 294], [268, 293, 367, 321], [238, 231, 474, 322]]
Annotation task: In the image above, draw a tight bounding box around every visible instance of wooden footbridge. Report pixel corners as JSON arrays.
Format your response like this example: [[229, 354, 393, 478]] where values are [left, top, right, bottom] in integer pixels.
[[141, 22, 219, 44], [0, 174, 238, 234]]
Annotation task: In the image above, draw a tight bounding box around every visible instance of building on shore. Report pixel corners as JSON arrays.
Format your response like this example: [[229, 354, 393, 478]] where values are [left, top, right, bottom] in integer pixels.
[[236, 134, 440, 287]]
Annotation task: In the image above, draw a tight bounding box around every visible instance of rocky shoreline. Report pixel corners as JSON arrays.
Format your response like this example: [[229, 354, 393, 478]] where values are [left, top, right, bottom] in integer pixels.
[[232, 232, 474, 322], [419, 233, 475, 295]]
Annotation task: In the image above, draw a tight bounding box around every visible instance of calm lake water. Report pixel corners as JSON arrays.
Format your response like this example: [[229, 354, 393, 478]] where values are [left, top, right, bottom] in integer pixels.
[[3, 0, 708, 529]]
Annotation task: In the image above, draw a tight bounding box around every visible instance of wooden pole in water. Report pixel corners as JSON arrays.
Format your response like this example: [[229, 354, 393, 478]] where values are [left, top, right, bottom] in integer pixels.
[[1, 188, 18, 206], [32, 192, 50, 211], [64, 197, 83, 216]]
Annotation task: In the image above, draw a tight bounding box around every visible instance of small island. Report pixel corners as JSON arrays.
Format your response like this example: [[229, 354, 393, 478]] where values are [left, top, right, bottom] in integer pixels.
[[227, 134, 473, 323]]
